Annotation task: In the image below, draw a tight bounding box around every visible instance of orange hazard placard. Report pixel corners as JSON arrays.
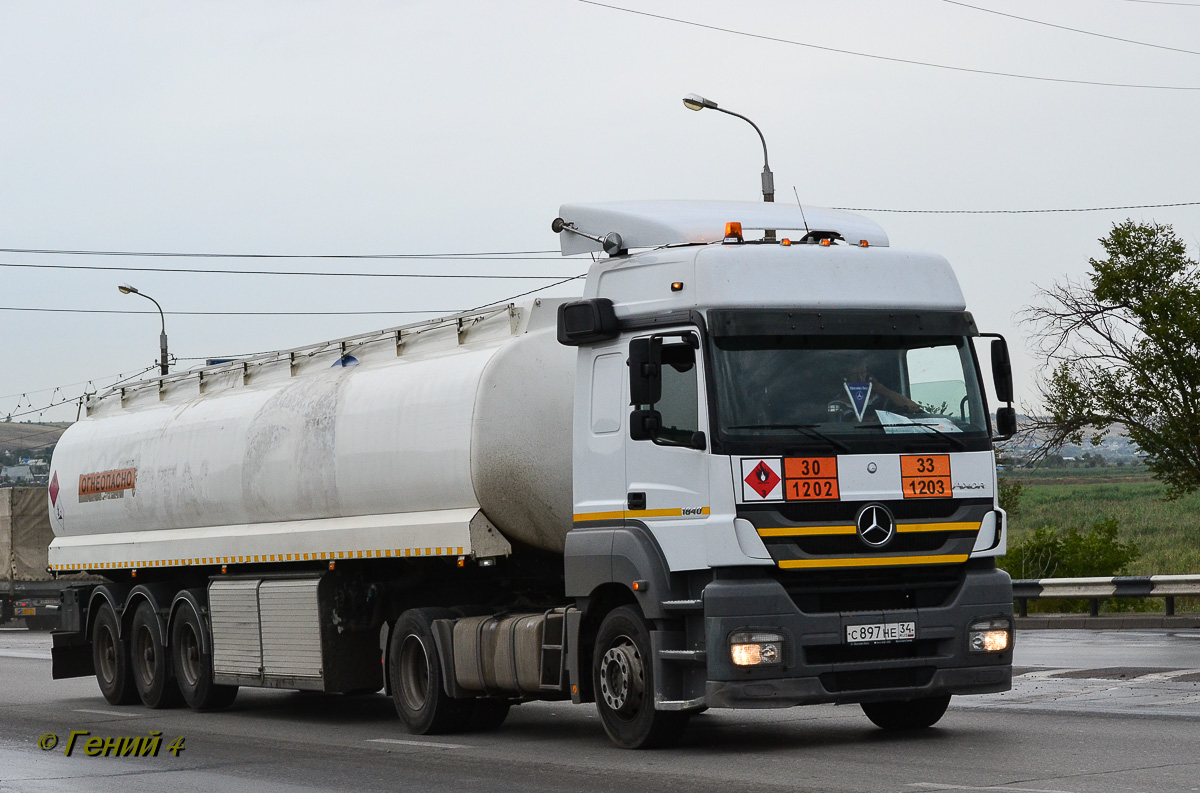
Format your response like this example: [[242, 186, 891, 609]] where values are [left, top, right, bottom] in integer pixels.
[[900, 454, 951, 499], [783, 457, 839, 501]]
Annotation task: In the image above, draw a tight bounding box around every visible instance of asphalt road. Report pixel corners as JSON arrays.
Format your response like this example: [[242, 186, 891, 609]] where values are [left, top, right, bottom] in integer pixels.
[[1, 627, 1198, 793]]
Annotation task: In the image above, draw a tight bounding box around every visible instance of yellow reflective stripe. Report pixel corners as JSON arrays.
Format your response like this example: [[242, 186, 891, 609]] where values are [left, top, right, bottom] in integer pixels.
[[896, 521, 980, 533], [779, 554, 970, 569], [757, 525, 856, 537], [573, 507, 711, 522], [54, 545, 472, 571]]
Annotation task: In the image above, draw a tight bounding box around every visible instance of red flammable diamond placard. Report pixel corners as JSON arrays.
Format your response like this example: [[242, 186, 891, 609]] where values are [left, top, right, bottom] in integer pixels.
[[744, 460, 781, 498], [49, 472, 60, 506]]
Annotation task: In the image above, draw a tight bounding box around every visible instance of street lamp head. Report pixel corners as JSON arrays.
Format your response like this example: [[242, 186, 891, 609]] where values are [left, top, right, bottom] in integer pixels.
[[682, 93, 717, 112], [118, 284, 138, 295]]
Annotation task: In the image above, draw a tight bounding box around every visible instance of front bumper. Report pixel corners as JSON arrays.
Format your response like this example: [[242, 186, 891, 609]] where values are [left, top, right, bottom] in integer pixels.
[[700, 564, 1013, 708]]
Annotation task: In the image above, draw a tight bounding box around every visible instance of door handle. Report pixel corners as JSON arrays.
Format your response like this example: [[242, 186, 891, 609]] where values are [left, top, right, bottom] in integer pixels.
[[627, 492, 646, 511]]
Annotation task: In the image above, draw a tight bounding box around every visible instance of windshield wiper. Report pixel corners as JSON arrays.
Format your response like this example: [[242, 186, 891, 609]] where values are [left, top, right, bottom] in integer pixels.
[[725, 424, 851, 453]]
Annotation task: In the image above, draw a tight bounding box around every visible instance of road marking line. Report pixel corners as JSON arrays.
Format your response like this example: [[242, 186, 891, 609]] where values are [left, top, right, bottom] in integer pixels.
[[1015, 668, 1077, 678], [367, 738, 468, 749], [0, 651, 52, 660], [73, 708, 141, 718], [910, 784, 1075, 793], [1138, 668, 1200, 681]]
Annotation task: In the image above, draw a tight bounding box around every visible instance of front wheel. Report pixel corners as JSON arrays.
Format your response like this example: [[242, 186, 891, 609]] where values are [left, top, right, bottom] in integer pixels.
[[593, 605, 689, 749], [861, 695, 951, 730]]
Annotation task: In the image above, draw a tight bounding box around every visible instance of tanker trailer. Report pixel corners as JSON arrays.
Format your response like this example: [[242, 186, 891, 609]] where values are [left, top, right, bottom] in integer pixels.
[[50, 200, 1016, 749]]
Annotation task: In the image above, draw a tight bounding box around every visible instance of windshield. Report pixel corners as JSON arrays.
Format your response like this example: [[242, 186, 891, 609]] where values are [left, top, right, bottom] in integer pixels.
[[710, 333, 989, 450]]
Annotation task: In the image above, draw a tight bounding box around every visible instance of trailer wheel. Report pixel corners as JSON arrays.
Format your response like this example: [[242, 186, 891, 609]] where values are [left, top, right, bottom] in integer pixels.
[[388, 608, 471, 734], [171, 604, 238, 711], [91, 601, 138, 705], [593, 605, 689, 749], [861, 695, 951, 730], [129, 602, 183, 709]]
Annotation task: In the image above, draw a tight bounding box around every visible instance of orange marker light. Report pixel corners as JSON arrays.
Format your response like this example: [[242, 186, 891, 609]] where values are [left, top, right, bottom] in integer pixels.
[[671, 281, 684, 292], [328, 560, 336, 570], [780, 238, 791, 246], [632, 581, 641, 591], [724, 221, 743, 242], [859, 239, 870, 248], [820, 238, 832, 247]]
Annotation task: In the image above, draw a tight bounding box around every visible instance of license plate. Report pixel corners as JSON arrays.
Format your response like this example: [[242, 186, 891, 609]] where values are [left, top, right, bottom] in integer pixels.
[[15, 608, 36, 616], [846, 621, 916, 644]]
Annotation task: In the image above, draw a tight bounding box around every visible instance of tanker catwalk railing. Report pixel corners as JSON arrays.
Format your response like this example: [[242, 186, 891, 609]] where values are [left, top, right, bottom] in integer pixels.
[[87, 302, 524, 408], [1012, 575, 1200, 617]]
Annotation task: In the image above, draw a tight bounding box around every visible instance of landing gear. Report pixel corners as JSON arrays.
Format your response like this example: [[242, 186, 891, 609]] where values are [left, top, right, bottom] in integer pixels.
[[129, 602, 183, 709], [171, 603, 238, 711], [861, 695, 951, 730], [593, 606, 688, 749], [91, 601, 137, 705], [388, 608, 471, 734]]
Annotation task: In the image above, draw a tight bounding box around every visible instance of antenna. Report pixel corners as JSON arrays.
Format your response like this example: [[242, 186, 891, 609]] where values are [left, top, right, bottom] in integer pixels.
[[793, 187, 810, 234]]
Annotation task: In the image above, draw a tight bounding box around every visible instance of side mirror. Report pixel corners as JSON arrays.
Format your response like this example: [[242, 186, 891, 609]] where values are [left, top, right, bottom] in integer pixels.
[[995, 406, 1017, 440], [628, 337, 662, 406], [990, 337, 1014, 404], [629, 409, 661, 441], [557, 298, 619, 346]]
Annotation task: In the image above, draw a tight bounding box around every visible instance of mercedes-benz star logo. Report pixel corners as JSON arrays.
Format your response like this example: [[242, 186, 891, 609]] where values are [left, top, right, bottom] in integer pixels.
[[856, 504, 896, 548]]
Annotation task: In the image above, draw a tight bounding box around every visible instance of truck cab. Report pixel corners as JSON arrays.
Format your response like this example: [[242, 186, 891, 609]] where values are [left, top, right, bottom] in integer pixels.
[[557, 200, 1014, 746]]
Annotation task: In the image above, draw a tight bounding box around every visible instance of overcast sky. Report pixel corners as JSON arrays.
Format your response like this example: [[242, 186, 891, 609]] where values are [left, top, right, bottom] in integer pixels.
[[3, 0, 1198, 424]]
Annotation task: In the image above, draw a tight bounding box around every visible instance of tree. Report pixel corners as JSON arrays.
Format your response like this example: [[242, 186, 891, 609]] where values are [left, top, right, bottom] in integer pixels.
[[1024, 220, 1200, 497]]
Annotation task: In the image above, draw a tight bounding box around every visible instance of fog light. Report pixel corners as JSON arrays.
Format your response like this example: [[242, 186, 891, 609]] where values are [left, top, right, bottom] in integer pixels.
[[968, 619, 1010, 652], [730, 631, 784, 666]]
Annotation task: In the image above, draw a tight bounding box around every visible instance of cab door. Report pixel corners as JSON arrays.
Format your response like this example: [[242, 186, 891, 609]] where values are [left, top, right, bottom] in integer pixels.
[[624, 328, 712, 570]]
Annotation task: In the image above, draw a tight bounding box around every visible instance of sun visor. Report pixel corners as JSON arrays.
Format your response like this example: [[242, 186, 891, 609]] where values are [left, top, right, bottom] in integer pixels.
[[555, 200, 889, 255]]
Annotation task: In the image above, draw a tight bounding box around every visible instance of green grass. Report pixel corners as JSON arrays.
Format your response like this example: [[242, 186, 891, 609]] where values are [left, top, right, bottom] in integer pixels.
[[1007, 479, 1200, 575]]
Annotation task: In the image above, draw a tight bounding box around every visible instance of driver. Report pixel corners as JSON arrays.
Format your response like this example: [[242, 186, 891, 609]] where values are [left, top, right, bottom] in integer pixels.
[[831, 358, 921, 419]]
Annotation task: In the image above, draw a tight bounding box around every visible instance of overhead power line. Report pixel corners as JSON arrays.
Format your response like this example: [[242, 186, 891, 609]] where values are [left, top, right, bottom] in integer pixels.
[[0, 247, 559, 260], [0, 307, 454, 317], [831, 201, 1200, 214], [574, 0, 1200, 90], [1122, 0, 1200, 6], [0, 272, 589, 318], [942, 0, 1200, 56], [0, 262, 568, 280]]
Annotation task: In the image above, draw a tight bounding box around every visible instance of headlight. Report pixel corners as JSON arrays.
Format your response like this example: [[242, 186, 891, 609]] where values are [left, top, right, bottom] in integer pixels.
[[729, 631, 784, 666], [968, 618, 1011, 652]]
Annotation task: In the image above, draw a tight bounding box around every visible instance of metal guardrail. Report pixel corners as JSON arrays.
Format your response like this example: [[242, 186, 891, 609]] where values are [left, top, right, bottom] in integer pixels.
[[1012, 575, 1200, 617]]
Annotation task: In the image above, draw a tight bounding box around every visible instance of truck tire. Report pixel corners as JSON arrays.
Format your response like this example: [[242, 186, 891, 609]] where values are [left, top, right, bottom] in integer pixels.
[[388, 608, 471, 734], [91, 601, 138, 706], [129, 602, 183, 709], [170, 604, 238, 711], [861, 695, 951, 730], [593, 605, 689, 749]]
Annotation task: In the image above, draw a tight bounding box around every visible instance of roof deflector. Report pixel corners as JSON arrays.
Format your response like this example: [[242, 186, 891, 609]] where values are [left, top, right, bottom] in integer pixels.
[[554, 200, 889, 256]]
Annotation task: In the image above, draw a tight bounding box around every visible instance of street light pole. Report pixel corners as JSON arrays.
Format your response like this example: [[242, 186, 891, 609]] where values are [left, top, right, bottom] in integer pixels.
[[118, 284, 169, 376], [682, 93, 776, 240]]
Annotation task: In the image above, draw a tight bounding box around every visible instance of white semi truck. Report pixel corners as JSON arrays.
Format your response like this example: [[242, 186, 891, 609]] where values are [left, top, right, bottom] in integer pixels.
[[49, 201, 1015, 748]]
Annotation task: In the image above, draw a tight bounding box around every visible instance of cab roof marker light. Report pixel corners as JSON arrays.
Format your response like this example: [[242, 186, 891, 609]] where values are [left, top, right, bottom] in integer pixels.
[[780, 238, 791, 246], [860, 239, 870, 248], [819, 238, 832, 247]]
